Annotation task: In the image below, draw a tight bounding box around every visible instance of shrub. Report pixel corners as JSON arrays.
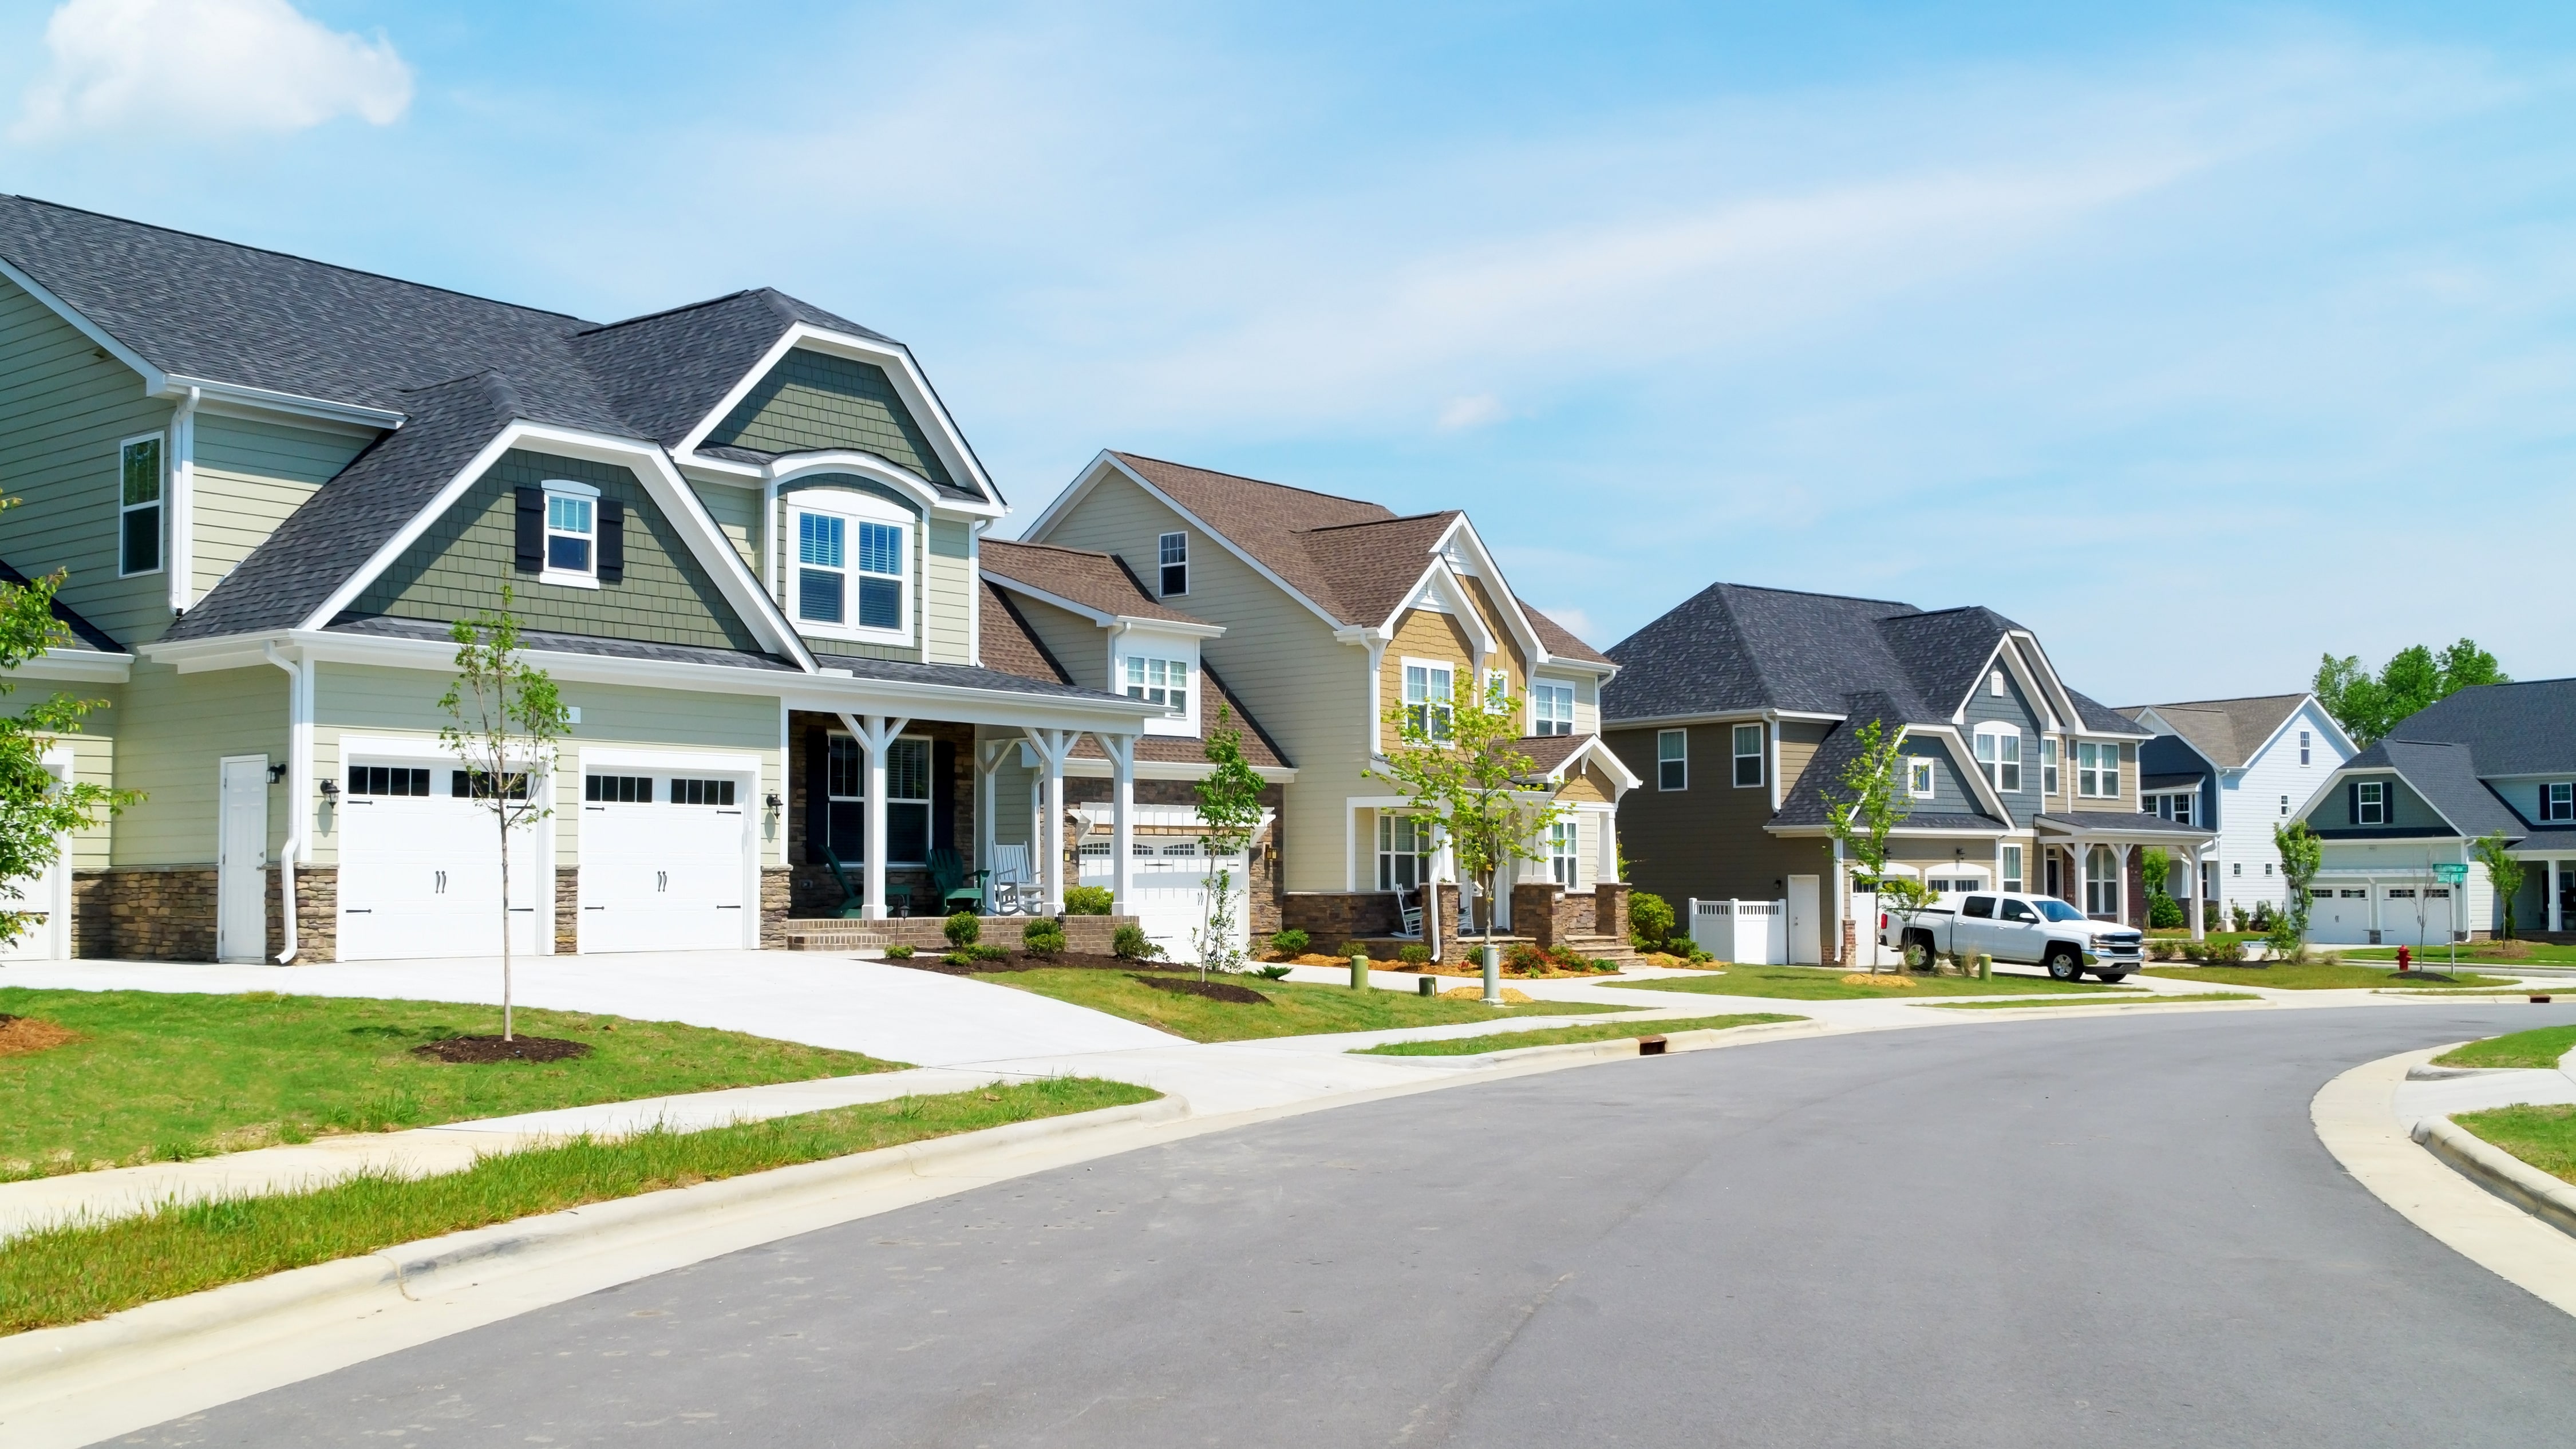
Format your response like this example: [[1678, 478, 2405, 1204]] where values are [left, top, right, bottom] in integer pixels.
[[1269, 929, 1311, 958], [1629, 892, 1676, 951], [883, 943, 915, 960], [2148, 894, 2185, 929], [1504, 942, 1548, 975], [1022, 918, 1067, 958], [1397, 943, 1432, 966], [1111, 923, 1160, 960], [2208, 938, 2247, 963], [970, 943, 1010, 961], [2229, 902, 2250, 933], [945, 912, 981, 948], [1253, 965, 1292, 980], [1064, 885, 1114, 916], [942, 950, 977, 968], [1337, 941, 1369, 960]]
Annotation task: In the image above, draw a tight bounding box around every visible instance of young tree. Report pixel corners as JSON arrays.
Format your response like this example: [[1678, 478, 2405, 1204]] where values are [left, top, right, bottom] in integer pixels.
[[437, 588, 568, 1040], [1191, 703, 1265, 980], [1372, 674, 1566, 1002], [0, 523, 137, 946], [2314, 639, 2508, 747], [2140, 848, 2185, 929], [2472, 832, 2526, 939], [2270, 820, 2323, 958], [1821, 720, 1921, 971]]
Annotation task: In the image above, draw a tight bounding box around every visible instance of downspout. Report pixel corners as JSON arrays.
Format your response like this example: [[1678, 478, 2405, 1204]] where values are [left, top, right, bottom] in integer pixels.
[[263, 642, 313, 964], [167, 386, 201, 615]]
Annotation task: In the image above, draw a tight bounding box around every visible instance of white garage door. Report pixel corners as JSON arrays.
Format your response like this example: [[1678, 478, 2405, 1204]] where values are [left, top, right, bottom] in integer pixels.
[[337, 763, 542, 962], [578, 772, 750, 953], [1078, 843, 1247, 965], [2308, 887, 2373, 946]]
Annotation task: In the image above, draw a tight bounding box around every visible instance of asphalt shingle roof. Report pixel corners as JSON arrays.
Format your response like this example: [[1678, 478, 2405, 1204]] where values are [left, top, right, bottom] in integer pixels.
[[323, 613, 799, 671], [2033, 811, 2214, 837], [979, 540, 1204, 625], [1768, 692, 2008, 831], [2334, 737, 2525, 838], [2382, 680, 2576, 779], [0, 555, 122, 652], [2120, 693, 2308, 767]]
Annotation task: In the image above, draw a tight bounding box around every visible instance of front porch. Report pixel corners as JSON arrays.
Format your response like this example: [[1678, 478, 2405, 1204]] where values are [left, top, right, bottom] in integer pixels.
[[2033, 811, 2219, 938]]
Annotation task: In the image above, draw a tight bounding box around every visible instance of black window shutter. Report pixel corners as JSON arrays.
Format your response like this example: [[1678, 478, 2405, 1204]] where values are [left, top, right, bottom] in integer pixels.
[[2346, 781, 2359, 824], [513, 486, 544, 573], [596, 499, 625, 583], [933, 740, 957, 854], [803, 727, 830, 866]]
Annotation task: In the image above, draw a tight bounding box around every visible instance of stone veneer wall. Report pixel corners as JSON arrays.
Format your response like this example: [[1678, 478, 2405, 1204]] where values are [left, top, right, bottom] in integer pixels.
[[760, 867, 792, 948], [73, 866, 216, 961], [267, 866, 337, 962], [1280, 891, 1402, 941], [554, 866, 580, 955], [787, 913, 1137, 954]]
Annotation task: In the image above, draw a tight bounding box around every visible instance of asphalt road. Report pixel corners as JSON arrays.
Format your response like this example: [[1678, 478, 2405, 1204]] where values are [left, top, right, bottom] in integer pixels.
[[124, 1006, 2576, 1447]]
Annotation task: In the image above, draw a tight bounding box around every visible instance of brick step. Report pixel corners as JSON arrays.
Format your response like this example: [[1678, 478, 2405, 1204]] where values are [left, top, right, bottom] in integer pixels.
[[1564, 935, 1647, 967], [783, 914, 1140, 954]]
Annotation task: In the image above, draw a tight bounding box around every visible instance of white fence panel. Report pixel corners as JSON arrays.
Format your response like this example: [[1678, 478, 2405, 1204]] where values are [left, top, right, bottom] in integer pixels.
[[1688, 898, 1788, 964]]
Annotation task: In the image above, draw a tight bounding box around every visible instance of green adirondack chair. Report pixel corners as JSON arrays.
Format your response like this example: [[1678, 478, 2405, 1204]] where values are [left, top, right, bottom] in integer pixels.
[[929, 847, 987, 915], [819, 844, 909, 918]]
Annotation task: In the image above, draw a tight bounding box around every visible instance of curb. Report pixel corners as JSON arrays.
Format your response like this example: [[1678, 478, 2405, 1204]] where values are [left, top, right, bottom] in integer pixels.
[[0, 1096, 1185, 1440], [2412, 1115, 2576, 1242], [1367, 1017, 1827, 1068]]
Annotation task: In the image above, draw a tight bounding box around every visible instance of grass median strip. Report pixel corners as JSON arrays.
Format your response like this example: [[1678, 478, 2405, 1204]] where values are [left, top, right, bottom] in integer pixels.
[[974, 968, 1630, 1043], [1618, 965, 2121, 1001], [2138, 964, 2512, 991], [2452, 1103, 2576, 1187], [2432, 1024, 2576, 1070], [1919, 992, 2259, 1011], [0, 988, 898, 1181], [1352, 1013, 1802, 1056], [0, 1076, 1155, 1338]]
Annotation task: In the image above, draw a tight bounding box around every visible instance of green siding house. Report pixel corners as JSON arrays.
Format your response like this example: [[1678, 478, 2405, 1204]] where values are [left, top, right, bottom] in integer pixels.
[[0, 197, 1159, 964]]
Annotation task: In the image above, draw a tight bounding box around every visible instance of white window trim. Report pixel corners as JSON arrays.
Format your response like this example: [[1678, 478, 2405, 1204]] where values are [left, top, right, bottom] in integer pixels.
[[1989, 669, 2007, 698], [2357, 780, 2387, 826], [117, 431, 165, 579], [2075, 739, 2121, 799], [1528, 678, 1576, 737], [1657, 728, 1687, 791], [1400, 656, 1459, 741], [2545, 781, 2574, 824], [1974, 723, 2023, 793], [1732, 722, 1765, 789], [1907, 757, 1935, 800], [539, 478, 602, 590], [1116, 643, 1201, 736], [2040, 736, 2059, 797], [1483, 668, 1510, 714], [1157, 530, 1188, 598], [784, 489, 914, 646], [2000, 844, 2025, 894]]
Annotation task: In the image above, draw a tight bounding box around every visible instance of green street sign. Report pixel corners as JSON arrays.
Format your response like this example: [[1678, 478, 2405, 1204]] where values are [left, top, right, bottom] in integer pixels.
[[2433, 863, 2469, 885]]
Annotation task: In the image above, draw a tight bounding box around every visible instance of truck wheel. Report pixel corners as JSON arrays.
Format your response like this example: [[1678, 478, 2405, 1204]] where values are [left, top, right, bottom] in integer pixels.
[[2045, 948, 2083, 982], [1903, 933, 1933, 971], [2093, 971, 2129, 984]]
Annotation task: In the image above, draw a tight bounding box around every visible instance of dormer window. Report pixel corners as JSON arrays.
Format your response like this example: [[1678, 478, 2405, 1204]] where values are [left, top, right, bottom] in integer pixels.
[[788, 492, 911, 642], [2354, 779, 2387, 826], [1158, 532, 1188, 597], [543, 481, 598, 583], [1908, 758, 1935, 799], [2547, 782, 2575, 823], [1124, 656, 1190, 713], [1531, 682, 1574, 736]]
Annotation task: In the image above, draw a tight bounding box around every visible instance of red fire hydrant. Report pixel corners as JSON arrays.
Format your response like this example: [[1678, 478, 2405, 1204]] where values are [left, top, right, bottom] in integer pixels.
[[2397, 945, 2412, 971]]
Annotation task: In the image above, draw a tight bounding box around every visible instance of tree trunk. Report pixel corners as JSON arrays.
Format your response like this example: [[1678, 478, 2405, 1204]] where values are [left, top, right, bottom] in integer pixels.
[[498, 811, 514, 1041]]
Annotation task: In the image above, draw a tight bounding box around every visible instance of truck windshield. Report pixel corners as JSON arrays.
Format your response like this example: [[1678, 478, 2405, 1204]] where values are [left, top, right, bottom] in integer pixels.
[[2034, 899, 2086, 922]]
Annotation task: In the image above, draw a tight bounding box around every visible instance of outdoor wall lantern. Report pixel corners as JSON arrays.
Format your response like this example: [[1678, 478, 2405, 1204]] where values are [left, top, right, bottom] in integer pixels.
[[764, 793, 783, 811], [317, 778, 339, 798], [267, 763, 288, 783]]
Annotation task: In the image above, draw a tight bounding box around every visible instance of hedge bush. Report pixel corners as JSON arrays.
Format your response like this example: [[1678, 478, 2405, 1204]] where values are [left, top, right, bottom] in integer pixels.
[[1111, 923, 1159, 960], [1064, 886, 1114, 915], [1629, 892, 1676, 951], [944, 912, 981, 948], [1022, 919, 1067, 957], [1269, 929, 1311, 957]]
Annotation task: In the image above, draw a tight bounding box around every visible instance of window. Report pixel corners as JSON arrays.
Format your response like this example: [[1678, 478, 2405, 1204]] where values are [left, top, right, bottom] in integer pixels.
[[2001, 845, 2024, 894], [1548, 819, 1578, 886], [2279, 794, 2289, 817], [1403, 662, 1454, 740], [1962, 895, 1995, 919], [2233, 862, 2242, 877], [1989, 669, 2007, 698], [2387, 887, 2416, 900], [118, 434, 163, 576], [2264, 862, 2274, 876], [821, 735, 930, 864], [1378, 814, 1430, 892], [2085, 844, 2120, 917], [584, 773, 651, 803], [1657, 729, 1686, 791], [1123, 656, 1190, 714], [1976, 726, 2022, 793], [1484, 669, 1510, 713], [1733, 724, 1764, 788], [2545, 783, 2574, 823], [793, 504, 907, 635], [2001, 898, 2036, 922], [544, 484, 596, 578], [2356, 780, 2387, 826], [2148, 792, 2195, 826], [1907, 758, 1934, 799], [669, 778, 736, 807], [350, 765, 430, 796], [2041, 737, 2059, 796], [2036, 898, 2085, 922], [1531, 682, 1575, 736], [2076, 741, 2120, 798], [453, 769, 529, 800], [2299, 730, 2312, 765], [1157, 532, 1187, 596]]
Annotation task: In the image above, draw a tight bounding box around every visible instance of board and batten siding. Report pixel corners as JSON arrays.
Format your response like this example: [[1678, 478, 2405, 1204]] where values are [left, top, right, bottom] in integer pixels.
[[0, 274, 175, 646], [706, 349, 953, 487], [351, 449, 764, 653], [1036, 469, 1366, 893], [190, 413, 371, 603], [108, 660, 288, 867]]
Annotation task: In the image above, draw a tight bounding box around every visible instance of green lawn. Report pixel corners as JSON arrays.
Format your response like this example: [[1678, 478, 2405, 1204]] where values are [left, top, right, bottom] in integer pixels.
[[0, 989, 896, 1180], [1353, 1012, 1801, 1056], [2139, 964, 2514, 991], [2453, 1102, 2576, 1187], [1617, 964, 2127, 1001], [1921, 993, 2259, 1011], [2432, 1024, 2576, 1070], [0, 1076, 1155, 1337], [2345, 942, 2576, 966], [974, 969, 1631, 1043]]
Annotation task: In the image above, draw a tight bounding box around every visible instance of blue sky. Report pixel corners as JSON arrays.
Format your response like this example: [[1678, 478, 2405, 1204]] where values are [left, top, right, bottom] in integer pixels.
[[2, 1, 2570, 702]]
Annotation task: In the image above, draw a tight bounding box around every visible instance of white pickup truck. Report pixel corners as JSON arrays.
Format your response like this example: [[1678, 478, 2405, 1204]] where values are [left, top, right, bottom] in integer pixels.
[[1879, 893, 2147, 982]]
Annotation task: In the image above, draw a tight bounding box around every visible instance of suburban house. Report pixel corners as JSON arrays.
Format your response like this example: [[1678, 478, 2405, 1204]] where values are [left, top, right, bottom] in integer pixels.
[[1600, 582, 2214, 964], [2117, 693, 2356, 923], [2290, 678, 2576, 947], [0, 196, 1173, 965], [1015, 452, 1636, 958]]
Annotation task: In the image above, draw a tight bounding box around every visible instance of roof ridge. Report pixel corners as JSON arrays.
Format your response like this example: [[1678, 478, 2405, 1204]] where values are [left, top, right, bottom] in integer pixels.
[[2, 195, 587, 325], [983, 537, 1115, 560], [1110, 451, 1389, 511], [1299, 510, 1459, 536], [572, 290, 759, 335], [1712, 579, 1920, 612]]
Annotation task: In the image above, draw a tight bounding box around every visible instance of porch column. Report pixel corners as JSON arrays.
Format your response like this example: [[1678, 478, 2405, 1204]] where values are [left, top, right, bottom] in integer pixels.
[[836, 713, 910, 920], [1021, 728, 1079, 914], [2074, 843, 2091, 920], [2551, 858, 2563, 934], [2115, 843, 2133, 927], [2187, 843, 2206, 942], [975, 739, 1010, 893], [1100, 733, 1137, 915]]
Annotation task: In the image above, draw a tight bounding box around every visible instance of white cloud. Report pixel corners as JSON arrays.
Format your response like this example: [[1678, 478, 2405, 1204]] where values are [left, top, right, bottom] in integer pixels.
[[1435, 393, 1505, 432], [10, 0, 412, 143]]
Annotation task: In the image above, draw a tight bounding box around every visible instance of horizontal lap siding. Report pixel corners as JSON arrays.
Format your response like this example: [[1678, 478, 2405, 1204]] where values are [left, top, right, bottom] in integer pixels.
[[3, 691, 117, 869], [1606, 721, 1825, 906], [191, 415, 370, 602], [110, 662, 287, 867], [0, 277, 172, 645], [1012, 594, 1104, 691], [1037, 471, 1365, 893]]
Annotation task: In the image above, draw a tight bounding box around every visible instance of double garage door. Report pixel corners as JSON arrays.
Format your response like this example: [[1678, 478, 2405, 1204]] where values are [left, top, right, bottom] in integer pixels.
[[336, 758, 751, 962]]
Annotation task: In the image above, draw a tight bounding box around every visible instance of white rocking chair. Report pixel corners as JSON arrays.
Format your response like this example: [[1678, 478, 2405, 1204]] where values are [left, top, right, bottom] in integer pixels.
[[1396, 886, 1425, 939], [988, 843, 1042, 916]]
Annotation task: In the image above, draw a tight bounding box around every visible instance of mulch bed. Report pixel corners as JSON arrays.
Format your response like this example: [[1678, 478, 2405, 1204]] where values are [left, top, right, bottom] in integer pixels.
[[2388, 970, 2465, 984], [0, 1014, 78, 1059], [410, 1035, 595, 1064], [892, 950, 1196, 978], [1132, 974, 1271, 1005]]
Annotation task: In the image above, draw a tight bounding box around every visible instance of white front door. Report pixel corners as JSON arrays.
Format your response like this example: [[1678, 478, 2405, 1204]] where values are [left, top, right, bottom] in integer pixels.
[[1787, 874, 1822, 965], [217, 756, 270, 962], [337, 762, 540, 961], [579, 773, 752, 953], [0, 763, 68, 961]]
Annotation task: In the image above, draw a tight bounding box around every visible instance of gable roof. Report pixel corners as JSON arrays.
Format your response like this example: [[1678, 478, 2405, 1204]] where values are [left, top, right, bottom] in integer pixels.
[[978, 539, 1203, 625], [2380, 679, 2576, 778], [977, 580, 1075, 688], [0, 555, 123, 653], [1767, 692, 2008, 831], [2333, 737, 2524, 838], [2119, 693, 2310, 768]]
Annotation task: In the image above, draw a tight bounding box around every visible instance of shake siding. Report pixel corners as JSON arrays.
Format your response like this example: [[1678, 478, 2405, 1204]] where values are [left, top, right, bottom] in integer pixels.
[[1455, 575, 1531, 691], [1035, 470, 1366, 893], [1010, 595, 1105, 691], [0, 275, 174, 645], [1606, 721, 1822, 907], [1899, 743, 1978, 815], [110, 660, 287, 866], [352, 449, 762, 652], [923, 518, 973, 665], [689, 479, 763, 579], [191, 414, 371, 602], [1958, 670, 2042, 826], [706, 349, 953, 487], [1381, 609, 1479, 725], [1556, 765, 1611, 806]]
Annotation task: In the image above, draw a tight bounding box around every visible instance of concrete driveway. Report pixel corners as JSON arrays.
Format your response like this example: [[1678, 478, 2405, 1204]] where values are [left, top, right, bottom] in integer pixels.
[[1, 952, 1178, 1067]]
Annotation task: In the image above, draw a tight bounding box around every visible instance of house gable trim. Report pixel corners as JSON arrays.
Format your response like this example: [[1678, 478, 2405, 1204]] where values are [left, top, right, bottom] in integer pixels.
[[673, 324, 998, 507]]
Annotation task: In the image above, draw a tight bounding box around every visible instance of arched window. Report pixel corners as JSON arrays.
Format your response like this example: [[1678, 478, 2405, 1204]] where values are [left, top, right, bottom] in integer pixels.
[[2086, 845, 2120, 918]]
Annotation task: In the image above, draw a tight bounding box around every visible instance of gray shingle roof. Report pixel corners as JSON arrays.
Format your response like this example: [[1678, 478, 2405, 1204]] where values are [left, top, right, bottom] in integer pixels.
[[2336, 737, 2524, 839], [2121, 693, 2308, 766], [1768, 692, 2006, 831], [2033, 811, 2214, 837], [2383, 680, 2576, 778], [2067, 689, 2151, 737], [324, 612, 799, 670], [0, 555, 122, 652]]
